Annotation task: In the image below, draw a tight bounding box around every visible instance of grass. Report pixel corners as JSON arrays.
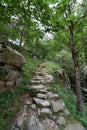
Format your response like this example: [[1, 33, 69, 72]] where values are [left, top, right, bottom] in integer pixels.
[[46, 61, 87, 129], [0, 45, 41, 130], [45, 61, 63, 74], [53, 84, 87, 129]]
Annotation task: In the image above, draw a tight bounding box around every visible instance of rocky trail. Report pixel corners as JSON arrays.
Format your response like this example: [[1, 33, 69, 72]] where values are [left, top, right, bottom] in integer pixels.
[[11, 63, 86, 130]]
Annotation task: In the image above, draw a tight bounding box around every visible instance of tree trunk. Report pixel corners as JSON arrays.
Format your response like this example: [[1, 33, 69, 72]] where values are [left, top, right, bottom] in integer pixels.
[[69, 22, 83, 112], [75, 67, 82, 111]]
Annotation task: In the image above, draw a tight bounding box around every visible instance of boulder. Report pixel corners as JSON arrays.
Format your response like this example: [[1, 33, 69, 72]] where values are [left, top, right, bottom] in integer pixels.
[[1, 46, 25, 68], [25, 115, 46, 130], [51, 100, 65, 113]]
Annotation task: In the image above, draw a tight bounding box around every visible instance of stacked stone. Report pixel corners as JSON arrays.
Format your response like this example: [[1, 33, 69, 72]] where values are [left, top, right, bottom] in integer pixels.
[[12, 64, 86, 130]]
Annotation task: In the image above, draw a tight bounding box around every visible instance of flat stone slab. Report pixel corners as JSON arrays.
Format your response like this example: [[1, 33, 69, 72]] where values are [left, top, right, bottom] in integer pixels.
[[39, 108, 52, 117], [36, 93, 48, 99], [64, 123, 86, 130], [31, 80, 41, 84], [33, 76, 43, 80], [33, 97, 51, 107], [51, 100, 65, 113], [47, 92, 53, 96], [39, 89, 48, 94], [30, 84, 46, 90], [48, 93, 59, 100]]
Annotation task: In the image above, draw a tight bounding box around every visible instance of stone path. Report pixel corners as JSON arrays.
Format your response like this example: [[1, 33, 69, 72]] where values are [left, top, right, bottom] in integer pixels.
[[11, 63, 86, 130]]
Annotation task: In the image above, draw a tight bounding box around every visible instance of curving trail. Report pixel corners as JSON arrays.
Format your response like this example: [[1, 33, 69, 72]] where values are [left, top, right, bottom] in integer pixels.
[[11, 63, 85, 130]]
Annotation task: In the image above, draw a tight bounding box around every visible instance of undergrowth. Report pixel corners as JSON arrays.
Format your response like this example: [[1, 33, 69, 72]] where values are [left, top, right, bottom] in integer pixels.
[[46, 61, 87, 129], [0, 45, 41, 130], [53, 84, 87, 129], [45, 61, 63, 74]]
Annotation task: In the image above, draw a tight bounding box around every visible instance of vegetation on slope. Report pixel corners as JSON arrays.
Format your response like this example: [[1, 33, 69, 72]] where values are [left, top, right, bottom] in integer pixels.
[[45, 61, 87, 129], [0, 45, 41, 130]]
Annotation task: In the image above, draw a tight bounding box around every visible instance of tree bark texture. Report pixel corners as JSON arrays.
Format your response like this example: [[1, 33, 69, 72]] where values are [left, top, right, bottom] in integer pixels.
[[69, 21, 83, 111]]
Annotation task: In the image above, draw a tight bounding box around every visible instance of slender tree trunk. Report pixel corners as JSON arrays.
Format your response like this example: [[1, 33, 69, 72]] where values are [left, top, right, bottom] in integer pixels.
[[19, 35, 22, 47], [69, 22, 82, 112]]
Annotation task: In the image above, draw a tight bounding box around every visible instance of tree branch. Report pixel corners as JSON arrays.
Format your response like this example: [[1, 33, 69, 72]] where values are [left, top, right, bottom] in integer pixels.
[[70, 0, 77, 6], [74, 13, 87, 26]]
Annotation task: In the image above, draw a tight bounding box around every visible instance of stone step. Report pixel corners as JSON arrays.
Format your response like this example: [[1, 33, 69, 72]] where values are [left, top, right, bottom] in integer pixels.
[[38, 89, 48, 94], [30, 84, 46, 90], [38, 108, 52, 117], [33, 76, 43, 80], [31, 80, 41, 84], [36, 93, 48, 99], [51, 100, 65, 113], [33, 97, 51, 108], [11, 63, 86, 130]]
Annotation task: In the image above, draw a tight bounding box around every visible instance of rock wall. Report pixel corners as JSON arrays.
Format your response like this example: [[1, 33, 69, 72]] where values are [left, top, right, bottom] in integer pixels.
[[0, 44, 25, 92]]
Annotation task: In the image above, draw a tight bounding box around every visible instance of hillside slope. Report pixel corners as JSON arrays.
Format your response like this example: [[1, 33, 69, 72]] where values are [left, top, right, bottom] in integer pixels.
[[0, 44, 41, 130], [0, 44, 87, 130]]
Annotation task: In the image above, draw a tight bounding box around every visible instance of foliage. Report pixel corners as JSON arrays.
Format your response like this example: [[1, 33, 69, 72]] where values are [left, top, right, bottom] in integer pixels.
[[51, 0, 87, 62], [0, 0, 87, 127], [53, 84, 87, 129], [55, 50, 75, 83], [0, 45, 41, 130], [45, 61, 62, 74], [46, 61, 87, 129], [0, 0, 52, 51]]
